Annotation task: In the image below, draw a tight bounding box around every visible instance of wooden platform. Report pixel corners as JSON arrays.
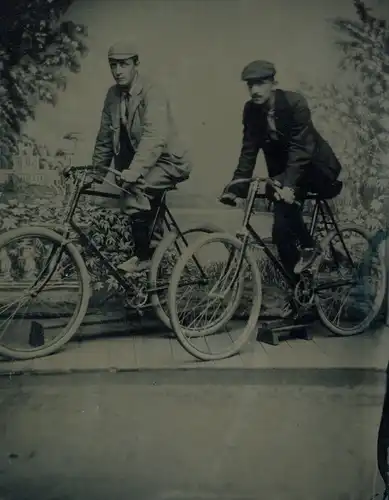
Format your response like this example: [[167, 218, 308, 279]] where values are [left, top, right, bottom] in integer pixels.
[[0, 320, 387, 374]]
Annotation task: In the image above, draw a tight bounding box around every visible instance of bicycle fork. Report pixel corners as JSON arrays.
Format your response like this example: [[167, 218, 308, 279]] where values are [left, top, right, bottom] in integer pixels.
[[207, 246, 247, 299], [208, 181, 258, 299], [29, 230, 73, 298]]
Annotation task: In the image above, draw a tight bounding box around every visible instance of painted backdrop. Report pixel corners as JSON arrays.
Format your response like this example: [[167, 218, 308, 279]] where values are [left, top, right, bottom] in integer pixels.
[[25, 0, 385, 202]]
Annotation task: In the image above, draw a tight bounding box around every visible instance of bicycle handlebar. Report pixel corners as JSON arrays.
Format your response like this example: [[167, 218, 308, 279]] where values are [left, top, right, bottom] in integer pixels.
[[62, 164, 123, 183], [64, 168, 278, 204], [218, 177, 279, 207], [226, 177, 277, 189]]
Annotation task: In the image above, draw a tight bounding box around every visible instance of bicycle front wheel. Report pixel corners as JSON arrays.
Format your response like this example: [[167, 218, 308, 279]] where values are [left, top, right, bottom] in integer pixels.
[[314, 224, 387, 336], [0, 226, 90, 360], [149, 224, 223, 330], [168, 232, 262, 361]]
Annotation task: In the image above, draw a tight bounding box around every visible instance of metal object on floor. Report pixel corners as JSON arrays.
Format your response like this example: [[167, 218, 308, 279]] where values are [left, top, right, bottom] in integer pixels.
[[29, 321, 45, 347]]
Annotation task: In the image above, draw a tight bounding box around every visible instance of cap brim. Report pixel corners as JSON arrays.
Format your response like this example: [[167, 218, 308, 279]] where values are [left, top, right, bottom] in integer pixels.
[[108, 54, 136, 60], [243, 76, 274, 82]]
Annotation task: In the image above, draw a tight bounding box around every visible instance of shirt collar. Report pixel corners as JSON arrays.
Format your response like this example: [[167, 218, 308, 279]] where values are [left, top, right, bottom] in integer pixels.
[[120, 72, 139, 96]]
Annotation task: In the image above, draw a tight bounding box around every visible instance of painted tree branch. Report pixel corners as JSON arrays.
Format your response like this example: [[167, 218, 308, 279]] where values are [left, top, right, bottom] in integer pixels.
[[0, 0, 88, 167], [301, 0, 389, 229]]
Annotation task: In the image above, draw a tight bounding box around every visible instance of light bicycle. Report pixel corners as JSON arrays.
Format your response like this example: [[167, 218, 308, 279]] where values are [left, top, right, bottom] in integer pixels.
[[0, 164, 221, 360], [167, 177, 387, 360]]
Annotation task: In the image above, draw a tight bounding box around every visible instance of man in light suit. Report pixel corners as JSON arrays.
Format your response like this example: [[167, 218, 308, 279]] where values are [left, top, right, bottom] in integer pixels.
[[92, 41, 192, 274]]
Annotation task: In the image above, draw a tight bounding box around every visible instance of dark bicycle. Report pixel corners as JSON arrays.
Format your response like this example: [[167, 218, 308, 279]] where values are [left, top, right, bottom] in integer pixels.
[[167, 177, 387, 360], [0, 164, 221, 360]]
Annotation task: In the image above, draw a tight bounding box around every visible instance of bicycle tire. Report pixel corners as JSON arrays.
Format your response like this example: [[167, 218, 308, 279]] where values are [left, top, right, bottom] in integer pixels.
[[0, 226, 90, 360], [166, 233, 246, 339], [168, 232, 262, 361], [149, 223, 223, 330], [314, 223, 387, 336]]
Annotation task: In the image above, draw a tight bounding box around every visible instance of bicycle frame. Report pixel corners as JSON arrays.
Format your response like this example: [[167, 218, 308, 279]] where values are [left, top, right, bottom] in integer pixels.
[[227, 177, 355, 293], [37, 166, 204, 299]]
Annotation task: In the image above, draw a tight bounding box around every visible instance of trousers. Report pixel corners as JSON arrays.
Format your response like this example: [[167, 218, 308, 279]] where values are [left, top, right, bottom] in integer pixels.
[[269, 168, 337, 281], [271, 201, 313, 281], [121, 166, 178, 261], [378, 364, 389, 492], [111, 125, 177, 260], [95, 126, 186, 262]]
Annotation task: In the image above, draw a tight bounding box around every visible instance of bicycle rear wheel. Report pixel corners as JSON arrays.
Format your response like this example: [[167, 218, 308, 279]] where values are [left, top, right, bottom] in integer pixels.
[[168, 232, 262, 361], [314, 224, 386, 336], [0, 226, 90, 360]]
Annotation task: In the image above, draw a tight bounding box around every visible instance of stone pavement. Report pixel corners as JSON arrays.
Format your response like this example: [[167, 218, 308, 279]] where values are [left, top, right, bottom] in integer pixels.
[[0, 320, 388, 376]]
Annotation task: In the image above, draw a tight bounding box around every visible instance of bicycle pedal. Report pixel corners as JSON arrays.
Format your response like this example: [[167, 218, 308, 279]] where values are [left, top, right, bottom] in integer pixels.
[[236, 229, 248, 239], [124, 270, 148, 279]]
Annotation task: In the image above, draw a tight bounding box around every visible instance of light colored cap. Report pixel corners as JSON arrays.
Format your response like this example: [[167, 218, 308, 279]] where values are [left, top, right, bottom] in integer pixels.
[[108, 41, 138, 60]]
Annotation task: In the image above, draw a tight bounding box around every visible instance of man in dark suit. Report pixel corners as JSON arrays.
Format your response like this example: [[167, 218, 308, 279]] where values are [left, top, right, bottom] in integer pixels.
[[378, 362, 389, 499], [220, 60, 342, 317], [92, 41, 192, 274]]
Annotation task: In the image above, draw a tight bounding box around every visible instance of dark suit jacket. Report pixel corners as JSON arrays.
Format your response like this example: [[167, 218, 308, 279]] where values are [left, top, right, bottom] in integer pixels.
[[378, 362, 389, 492], [228, 89, 342, 197], [92, 72, 192, 182]]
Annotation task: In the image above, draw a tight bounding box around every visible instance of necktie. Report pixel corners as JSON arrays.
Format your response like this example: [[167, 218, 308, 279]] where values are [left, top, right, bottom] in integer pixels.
[[121, 93, 130, 126], [267, 108, 277, 139]]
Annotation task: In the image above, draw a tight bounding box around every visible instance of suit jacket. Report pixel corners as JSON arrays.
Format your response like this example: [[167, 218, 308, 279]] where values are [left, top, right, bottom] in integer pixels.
[[378, 361, 389, 491], [92, 73, 192, 182], [228, 89, 342, 197]]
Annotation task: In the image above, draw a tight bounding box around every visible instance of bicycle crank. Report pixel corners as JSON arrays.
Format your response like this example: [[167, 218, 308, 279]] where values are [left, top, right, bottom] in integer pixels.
[[126, 286, 149, 309], [294, 271, 315, 308]]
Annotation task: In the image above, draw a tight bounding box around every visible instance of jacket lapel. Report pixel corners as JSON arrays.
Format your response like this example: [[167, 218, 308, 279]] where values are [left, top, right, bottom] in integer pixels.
[[126, 74, 143, 131], [111, 86, 121, 128], [273, 89, 291, 138], [110, 87, 121, 155]]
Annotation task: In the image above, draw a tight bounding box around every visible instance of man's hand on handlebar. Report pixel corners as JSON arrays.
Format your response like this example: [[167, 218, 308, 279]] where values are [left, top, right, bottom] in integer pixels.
[[121, 169, 142, 185], [219, 177, 297, 207], [272, 184, 295, 204]]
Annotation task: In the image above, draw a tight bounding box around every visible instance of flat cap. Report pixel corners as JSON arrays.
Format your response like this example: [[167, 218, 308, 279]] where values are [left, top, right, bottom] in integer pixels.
[[108, 41, 139, 60], [241, 60, 276, 81]]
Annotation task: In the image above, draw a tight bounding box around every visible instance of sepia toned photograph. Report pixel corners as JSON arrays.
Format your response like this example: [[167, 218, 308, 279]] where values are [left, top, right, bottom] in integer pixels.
[[0, 0, 389, 498]]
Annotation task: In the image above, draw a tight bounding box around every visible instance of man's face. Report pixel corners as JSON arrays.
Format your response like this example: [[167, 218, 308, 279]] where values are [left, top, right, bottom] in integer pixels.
[[109, 58, 137, 87], [247, 79, 274, 105]]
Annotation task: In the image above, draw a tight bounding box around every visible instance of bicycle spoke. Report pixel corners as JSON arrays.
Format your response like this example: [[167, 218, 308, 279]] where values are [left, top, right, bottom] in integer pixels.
[[0, 232, 87, 358], [0, 296, 31, 341], [168, 233, 262, 360], [314, 225, 386, 335]]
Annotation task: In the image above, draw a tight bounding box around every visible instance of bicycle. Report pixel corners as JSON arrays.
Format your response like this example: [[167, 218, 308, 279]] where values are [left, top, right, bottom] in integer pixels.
[[167, 176, 387, 360], [0, 164, 221, 360]]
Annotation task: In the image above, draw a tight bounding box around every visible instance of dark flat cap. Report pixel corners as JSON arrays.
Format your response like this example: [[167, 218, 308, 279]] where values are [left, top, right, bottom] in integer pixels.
[[241, 60, 276, 81], [108, 41, 139, 60]]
